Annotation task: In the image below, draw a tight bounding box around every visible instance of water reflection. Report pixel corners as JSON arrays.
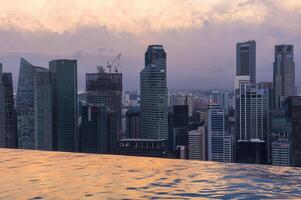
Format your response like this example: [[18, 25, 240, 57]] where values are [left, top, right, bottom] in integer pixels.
[[0, 148, 301, 199]]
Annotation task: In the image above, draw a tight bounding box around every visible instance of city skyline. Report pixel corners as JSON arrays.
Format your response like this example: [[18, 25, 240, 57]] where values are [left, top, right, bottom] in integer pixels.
[[0, 1, 300, 90]]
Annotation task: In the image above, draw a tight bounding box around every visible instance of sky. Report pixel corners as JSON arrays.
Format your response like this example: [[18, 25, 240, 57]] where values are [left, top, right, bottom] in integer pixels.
[[0, 0, 301, 91]]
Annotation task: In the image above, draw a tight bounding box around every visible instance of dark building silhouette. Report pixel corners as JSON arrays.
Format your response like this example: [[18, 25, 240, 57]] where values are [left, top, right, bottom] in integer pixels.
[[86, 70, 122, 153], [286, 97, 301, 167], [173, 105, 189, 128], [140, 45, 168, 140], [50, 59, 78, 152], [0, 64, 17, 148], [80, 104, 117, 154], [273, 45, 295, 109], [236, 40, 256, 83], [16, 58, 52, 150], [126, 107, 140, 138]]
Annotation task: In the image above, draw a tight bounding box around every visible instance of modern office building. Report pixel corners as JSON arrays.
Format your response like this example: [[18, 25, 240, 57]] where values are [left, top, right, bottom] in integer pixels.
[[273, 45, 295, 109], [16, 58, 52, 150], [86, 70, 122, 151], [50, 59, 78, 152], [210, 91, 229, 110], [126, 107, 140, 138], [173, 105, 189, 128], [169, 94, 193, 117], [236, 40, 256, 83], [270, 110, 292, 166], [140, 45, 168, 140], [188, 126, 206, 160], [0, 65, 17, 148], [80, 104, 117, 154], [208, 105, 233, 163], [235, 83, 269, 164], [286, 97, 301, 167]]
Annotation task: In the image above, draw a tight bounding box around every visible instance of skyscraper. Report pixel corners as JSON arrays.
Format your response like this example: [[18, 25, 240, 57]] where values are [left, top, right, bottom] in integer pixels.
[[236, 40, 256, 83], [50, 59, 78, 152], [273, 45, 295, 109], [235, 83, 269, 164], [140, 45, 168, 139], [86, 69, 122, 152], [208, 105, 233, 162], [286, 97, 301, 167], [126, 107, 140, 138], [16, 58, 52, 150], [0, 64, 17, 148], [80, 104, 116, 153], [188, 126, 206, 160]]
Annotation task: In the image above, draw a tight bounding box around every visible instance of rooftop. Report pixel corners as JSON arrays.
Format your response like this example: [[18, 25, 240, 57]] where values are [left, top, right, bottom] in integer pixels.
[[0, 148, 301, 199]]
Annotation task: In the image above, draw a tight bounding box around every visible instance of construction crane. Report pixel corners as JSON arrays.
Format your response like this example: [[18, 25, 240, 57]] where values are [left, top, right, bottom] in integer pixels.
[[106, 53, 121, 73]]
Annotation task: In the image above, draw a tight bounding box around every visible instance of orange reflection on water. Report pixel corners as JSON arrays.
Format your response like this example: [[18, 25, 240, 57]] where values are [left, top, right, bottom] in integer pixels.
[[0, 148, 301, 199]]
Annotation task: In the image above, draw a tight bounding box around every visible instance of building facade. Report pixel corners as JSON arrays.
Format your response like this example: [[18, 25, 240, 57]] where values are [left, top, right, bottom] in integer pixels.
[[236, 40, 256, 83], [50, 59, 78, 152], [208, 105, 233, 162], [273, 45, 295, 109], [235, 83, 269, 164], [140, 45, 168, 139], [16, 58, 52, 150], [126, 107, 140, 138], [0, 65, 17, 148], [188, 126, 206, 160]]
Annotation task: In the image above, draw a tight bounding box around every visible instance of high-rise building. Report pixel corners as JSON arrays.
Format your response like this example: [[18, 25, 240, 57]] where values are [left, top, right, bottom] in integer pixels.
[[273, 45, 295, 109], [50, 59, 78, 152], [210, 91, 229, 110], [16, 58, 52, 150], [0, 64, 17, 148], [80, 104, 116, 153], [86, 70, 122, 152], [188, 126, 206, 160], [270, 110, 292, 166], [208, 105, 233, 162], [126, 107, 140, 138], [169, 94, 193, 117], [140, 45, 168, 139], [235, 83, 269, 164], [236, 40, 256, 83], [286, 97, 301, 167]]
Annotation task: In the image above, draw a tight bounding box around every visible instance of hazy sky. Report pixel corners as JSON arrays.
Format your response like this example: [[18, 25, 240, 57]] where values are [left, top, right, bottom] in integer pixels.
[[0, 0, 300, 91]]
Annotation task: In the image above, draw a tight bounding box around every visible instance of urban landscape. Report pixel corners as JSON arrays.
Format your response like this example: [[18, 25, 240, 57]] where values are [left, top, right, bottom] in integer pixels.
[[1, 0, 301, 199], [0, 41, 300, 167]]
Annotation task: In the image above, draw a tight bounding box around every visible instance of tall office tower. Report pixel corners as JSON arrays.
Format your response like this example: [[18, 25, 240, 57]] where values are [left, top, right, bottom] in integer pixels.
[[273, 45, 295, 109], [169, 94, 193, 117], [208, 105, 233, 163], [188, 126, 206, 160], [140, 45, 168, 139], [236, 40, 256, 83], [235, 83, 269, 164], [16, 58, 52, 150], [210, 91, 229, 110], [270, 110, 292, 166], [86, 70, 122, 152], [80, 104, 116, 153], [0, 65, 17, 148], [50, 59, 78, 152], [286, 97, 301, 167], [126, 107, 140, 138]]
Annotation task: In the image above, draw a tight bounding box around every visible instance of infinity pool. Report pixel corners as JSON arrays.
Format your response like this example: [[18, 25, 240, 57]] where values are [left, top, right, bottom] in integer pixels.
[[0, 148, 300, 199]]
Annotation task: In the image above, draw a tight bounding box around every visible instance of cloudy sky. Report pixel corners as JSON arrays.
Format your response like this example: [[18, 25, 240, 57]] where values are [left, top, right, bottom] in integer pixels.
[[0, 0, 300, 91]]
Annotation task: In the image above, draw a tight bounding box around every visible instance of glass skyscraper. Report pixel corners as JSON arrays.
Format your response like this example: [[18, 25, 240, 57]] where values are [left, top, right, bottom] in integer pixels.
[[50, 59, 78, 152], [16, 58, 52, 150], [273, 45, 295, 109], [236, 40, 256, 83], [140, 45, 168, 140], [0, 64, 17, 148], [86, 70, 122, 153]]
